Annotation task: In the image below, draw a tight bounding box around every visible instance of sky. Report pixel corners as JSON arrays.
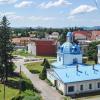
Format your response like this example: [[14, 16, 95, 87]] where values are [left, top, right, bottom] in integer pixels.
[[0, 0, 100, 28]]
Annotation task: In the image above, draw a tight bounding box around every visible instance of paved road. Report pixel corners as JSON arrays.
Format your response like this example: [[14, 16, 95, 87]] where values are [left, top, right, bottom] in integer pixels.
[[14, 60, 64, 100]]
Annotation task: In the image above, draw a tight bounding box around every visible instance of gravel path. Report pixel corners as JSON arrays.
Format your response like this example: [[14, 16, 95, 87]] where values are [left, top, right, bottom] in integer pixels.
[[14, 60, 64, 100]]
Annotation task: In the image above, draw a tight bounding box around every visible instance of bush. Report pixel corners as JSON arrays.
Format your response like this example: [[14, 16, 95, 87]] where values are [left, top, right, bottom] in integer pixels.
[[39, 73, 45, 80], [64, 97, 71, 100], [21, 79, 33, 91], [12, 90, 41, 100], [23, 95, 41, 100], [82, 57, 88, 63], [11, 93, 24, 100]]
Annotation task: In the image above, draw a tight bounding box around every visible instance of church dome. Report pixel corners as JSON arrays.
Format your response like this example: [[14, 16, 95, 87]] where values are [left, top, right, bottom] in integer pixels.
[[71, 44, 81, 54], [58, 31, 81, 54], [60, 42, 73, 53]]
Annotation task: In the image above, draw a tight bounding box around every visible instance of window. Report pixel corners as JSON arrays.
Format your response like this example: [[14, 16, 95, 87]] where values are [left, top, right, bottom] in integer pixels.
[[98, 82, 100, 88], [68, 86, 74, 92], [80, 85, 83, 91], [59, 57, 61, 61], [89, 84, 92, 89]]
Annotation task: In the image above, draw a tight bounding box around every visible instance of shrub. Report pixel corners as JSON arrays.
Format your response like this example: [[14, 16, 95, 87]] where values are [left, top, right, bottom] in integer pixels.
[[21, 79, 33, 91], [82, 57, 88, 63], [11, 93, 24, 100], [39, 73, 45, 80]]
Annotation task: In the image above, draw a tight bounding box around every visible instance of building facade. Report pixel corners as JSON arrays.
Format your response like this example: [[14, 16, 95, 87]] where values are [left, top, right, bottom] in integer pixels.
[[47, 32, 100, 95], [28, 39, 57, 56]]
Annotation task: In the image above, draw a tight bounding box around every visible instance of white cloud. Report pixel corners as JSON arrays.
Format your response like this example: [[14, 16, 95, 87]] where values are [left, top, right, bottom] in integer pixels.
[[15, 1, 33, 8], [0, 12, 55, 22], [70, 5, 97, 15], [29, 16, 55, 21], [39, 0, 72, 9], [0, 12, 24, 20], [67, 15, 75, 20], [0, 0, 17, 4]]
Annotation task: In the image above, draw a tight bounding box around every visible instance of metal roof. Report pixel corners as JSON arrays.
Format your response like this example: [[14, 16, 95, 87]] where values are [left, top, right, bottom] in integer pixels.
[[53, 64, 100, 83]]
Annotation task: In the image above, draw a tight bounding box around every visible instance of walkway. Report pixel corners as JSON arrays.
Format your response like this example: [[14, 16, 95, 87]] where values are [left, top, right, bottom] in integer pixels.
[[14, 60, 64, 100]]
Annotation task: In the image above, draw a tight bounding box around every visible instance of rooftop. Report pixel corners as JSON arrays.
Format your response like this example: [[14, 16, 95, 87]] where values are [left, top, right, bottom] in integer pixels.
[[52, 64, 100, 83]]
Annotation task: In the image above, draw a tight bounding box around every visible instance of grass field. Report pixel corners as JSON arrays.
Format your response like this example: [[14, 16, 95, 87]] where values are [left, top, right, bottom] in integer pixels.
[[0, 76, 19, 100], [35, 56, 56, 59], [86, 60, 95, 65], [13, 50, 32, 57], [0, 72, 42, 100], [25, 60, 55, 74], [25, 62, 43, 74]]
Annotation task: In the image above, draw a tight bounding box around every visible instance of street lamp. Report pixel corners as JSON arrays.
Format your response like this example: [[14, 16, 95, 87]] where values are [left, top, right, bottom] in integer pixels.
[[3, 64, 5, 100], [19, 65, 22, 94]]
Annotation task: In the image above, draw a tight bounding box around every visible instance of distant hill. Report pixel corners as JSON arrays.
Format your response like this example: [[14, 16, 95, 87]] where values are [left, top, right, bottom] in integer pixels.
[[83, 26, 100, 30]]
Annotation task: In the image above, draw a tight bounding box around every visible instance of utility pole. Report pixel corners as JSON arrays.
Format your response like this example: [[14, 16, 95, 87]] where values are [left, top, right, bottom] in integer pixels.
[[3, 64, 5, 100], [19, 65, 22, 94]]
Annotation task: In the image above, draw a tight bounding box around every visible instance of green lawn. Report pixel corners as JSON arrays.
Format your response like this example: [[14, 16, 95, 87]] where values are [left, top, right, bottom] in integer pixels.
[[13, 50, 32, 57], [0, 76, 19, 100], [25, 60, 56, 74], [0, 72, 42, 100], [25, 62, 43, 74], [35, 56, 56, 59], [86, 60, 95, 65]]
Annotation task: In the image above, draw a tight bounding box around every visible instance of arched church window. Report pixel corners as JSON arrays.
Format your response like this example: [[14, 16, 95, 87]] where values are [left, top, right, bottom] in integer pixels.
[[74, 48, 77, 53], [59, 57, 61, 61]]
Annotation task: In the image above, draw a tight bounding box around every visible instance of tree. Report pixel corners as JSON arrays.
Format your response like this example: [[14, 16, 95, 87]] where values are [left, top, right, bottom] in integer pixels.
[[39, 59, 50, 80], [59, 29, 68, 44], [41, 58, 50, 68], [0, 16, 13, 82], [86, 41, 100, 64]]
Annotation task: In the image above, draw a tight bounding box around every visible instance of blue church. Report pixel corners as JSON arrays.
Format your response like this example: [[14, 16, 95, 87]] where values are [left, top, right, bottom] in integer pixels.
[[47, 32, 100, 95]]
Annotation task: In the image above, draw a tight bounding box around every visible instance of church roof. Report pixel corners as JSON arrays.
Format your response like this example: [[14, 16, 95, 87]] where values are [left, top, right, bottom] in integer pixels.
[[53, 64, 100, 83], [58, 32, 81, 54]]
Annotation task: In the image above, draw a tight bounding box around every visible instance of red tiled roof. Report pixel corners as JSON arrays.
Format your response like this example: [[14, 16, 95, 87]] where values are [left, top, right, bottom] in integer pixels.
[[73, 31, 92, 40]]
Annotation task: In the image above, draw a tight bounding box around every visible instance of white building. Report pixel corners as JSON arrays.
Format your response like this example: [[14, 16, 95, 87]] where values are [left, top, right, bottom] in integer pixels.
[[47, 32, 100, 96], [98, 44, 100, 63]]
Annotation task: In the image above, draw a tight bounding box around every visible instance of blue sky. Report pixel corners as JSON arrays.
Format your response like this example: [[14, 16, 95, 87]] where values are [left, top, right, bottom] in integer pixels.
[[0, 0, 100, 28]]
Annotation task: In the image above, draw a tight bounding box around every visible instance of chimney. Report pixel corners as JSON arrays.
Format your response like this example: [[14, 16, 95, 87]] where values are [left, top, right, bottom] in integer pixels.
[[93, 64, 95, 70], [92, 64, 98, 72], [76, 64, 78, 71]]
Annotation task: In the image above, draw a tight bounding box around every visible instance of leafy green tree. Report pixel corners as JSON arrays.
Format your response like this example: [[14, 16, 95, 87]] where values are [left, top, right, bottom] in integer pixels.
[[86, 41, 100, 64], [0, 16, 14, 82], [59, 29, 68, 44]]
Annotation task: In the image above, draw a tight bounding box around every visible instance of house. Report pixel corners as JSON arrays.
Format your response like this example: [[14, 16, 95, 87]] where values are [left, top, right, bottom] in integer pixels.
[[12, 37, 30, 46], [45, 32, 59, 40], [28, 39, 57, 56], [91, 31, 100, 41], [12, 37, 30, 50], [47, 32, 100, 95], [97, 44, 100, 63], [73, 31, 92, 55]]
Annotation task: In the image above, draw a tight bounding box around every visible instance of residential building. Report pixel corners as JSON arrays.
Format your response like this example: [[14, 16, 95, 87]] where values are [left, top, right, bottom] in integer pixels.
[[91, 31, 100, 41], [73, 31, 92, 55], [12, 37, 30, 50], [28, 39, 57, 56]]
